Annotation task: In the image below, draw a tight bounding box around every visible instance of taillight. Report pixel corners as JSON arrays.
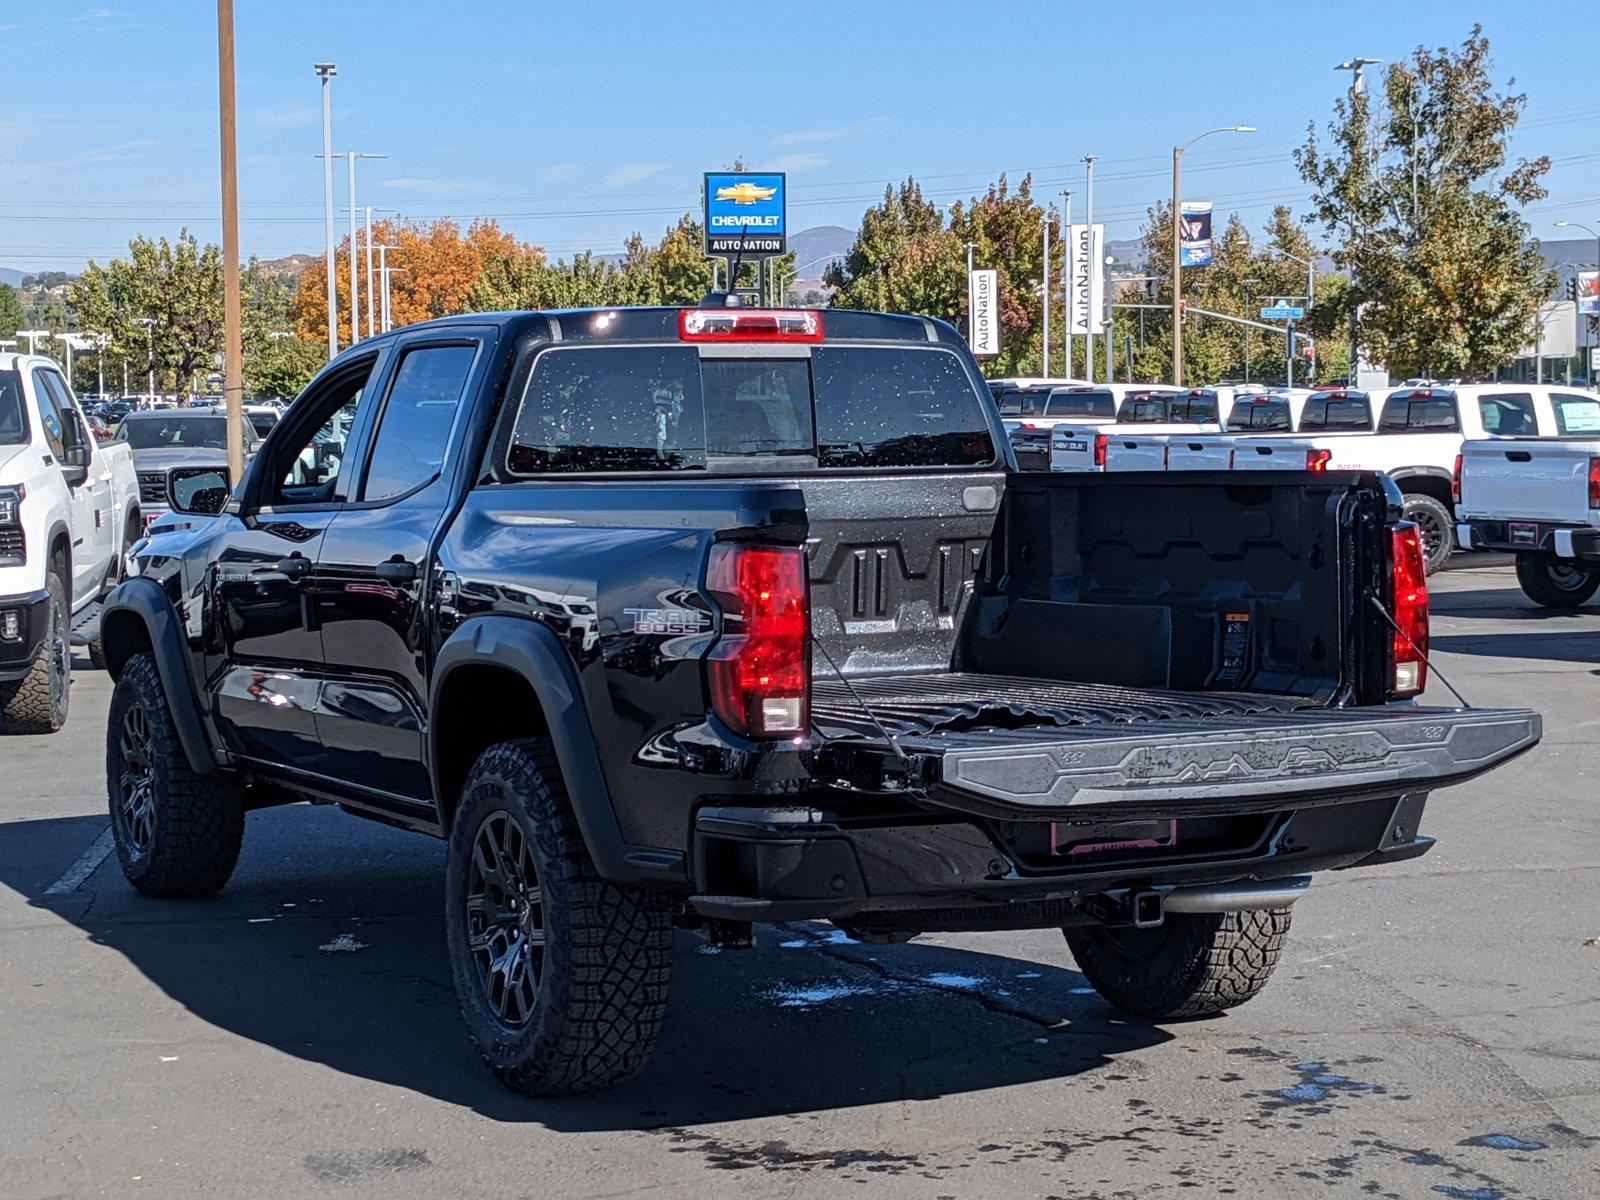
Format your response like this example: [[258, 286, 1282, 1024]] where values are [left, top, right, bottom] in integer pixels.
[[705, 543, 810, 737], [1306, 448, 1332, 473], [1390, 523, 1429, 698], [679, 308, 823, 342], [1093, 433, 1109, 469], [1452, 454, 1463, 505], [1589, 457, 1600, 510]]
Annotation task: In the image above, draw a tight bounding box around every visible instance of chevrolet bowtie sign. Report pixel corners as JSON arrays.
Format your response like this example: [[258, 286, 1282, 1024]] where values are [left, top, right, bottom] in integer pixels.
[[704, 172, 787, 257]]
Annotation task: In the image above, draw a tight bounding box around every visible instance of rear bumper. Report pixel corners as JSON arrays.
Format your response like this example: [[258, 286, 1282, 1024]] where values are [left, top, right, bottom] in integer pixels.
[[687, 791, 1433, 925], [1458, 520, 1600, 560], [0, 588, 52, 681]]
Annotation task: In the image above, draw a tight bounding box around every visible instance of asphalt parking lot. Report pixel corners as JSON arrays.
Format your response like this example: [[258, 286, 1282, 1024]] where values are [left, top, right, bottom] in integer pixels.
[[1, 561, 1596, 1200]]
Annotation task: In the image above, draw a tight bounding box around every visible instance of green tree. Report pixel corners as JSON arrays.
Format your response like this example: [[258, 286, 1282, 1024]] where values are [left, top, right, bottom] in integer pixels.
[[1296, 25, 1552, 378], [242, 267, 321, 400], [68, 230, 224, 393], [826, 179, 966, 326], [0, 282, 25, 340], [948, 174, 1058, 376]]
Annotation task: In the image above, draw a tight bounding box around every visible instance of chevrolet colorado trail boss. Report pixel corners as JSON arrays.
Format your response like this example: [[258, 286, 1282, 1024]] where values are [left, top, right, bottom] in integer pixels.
[[1, 352, 140, 732], [99, 306, 1540, 1095]]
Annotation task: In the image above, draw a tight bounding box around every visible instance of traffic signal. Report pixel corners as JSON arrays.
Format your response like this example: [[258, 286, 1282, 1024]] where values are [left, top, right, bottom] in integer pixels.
[[1568, 277, 1579, 302]]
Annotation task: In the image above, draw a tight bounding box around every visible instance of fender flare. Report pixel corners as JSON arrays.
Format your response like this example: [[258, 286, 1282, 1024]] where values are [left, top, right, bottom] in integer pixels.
[[430, 617, 665, 884], [43, 519, 72, 582], [1389, 465, 1454, 485], [101, 576, 219, 776]]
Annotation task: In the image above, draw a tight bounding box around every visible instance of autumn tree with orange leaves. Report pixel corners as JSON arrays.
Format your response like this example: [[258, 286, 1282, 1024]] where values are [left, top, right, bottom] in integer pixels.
[[292, 218, 541, 344]]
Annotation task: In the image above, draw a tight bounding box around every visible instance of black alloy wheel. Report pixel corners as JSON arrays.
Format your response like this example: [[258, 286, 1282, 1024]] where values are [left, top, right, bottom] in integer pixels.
[[465, 810, 547, 1029], [114, 698, 157, 858]]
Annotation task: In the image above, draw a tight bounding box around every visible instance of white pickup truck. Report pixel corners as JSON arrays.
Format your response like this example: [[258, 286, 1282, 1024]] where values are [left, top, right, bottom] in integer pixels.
[[1228, 385, 1580, 574], [0, 352, 140, 732], [1455, 388, 1600, 606], [1123, 388, 1311, 471], [1047, 386, 1236, 472]]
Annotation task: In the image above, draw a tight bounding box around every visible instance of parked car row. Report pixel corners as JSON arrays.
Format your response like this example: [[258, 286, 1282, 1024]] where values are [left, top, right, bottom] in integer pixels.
[[996, 380, 1600, 574]]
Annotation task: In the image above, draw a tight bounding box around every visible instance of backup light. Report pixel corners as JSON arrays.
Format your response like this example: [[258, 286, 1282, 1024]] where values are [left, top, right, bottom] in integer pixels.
[[1390, 524, 1429, 698], [679, 308, 823, 342]]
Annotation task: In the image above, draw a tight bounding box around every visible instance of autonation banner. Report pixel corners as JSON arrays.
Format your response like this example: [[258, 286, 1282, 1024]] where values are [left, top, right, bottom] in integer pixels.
[[1067, 223, 1105, 336], [703, 172, 787, 257], [969, 269, 1000, 356], [1179, 201, 1214, 268]]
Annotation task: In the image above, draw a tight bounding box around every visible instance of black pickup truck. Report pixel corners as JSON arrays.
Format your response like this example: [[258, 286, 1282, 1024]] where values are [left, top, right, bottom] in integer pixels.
[[99, 305, 1539, 1095]]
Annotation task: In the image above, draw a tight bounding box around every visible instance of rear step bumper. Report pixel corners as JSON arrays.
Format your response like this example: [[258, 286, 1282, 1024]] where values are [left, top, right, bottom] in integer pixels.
[[913, 706, 1539, 820]]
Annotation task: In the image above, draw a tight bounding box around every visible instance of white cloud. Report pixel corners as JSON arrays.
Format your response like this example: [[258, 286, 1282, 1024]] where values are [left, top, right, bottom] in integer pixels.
[[537, 162, 581, 182], [381, 177, 500, 200], [72, 7, 136, 29], [767, 153, 829, 174], [601, 162, 667, 188], [772, 117, 890, 147], [248, 104, 319, 130]]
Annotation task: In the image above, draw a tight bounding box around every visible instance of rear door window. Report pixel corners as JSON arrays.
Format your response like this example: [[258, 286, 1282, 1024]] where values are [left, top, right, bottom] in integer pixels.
[[1475, 392, 1537, 436], [1121, 394, 1174, 422], [506, 344, 994, 476], [994, 388, 1048, 417], [1553, 393, 1600, 434], [1227, 399, 1291, 430], [1044, 389, 1115, 418], [360, 343, 478, 501]]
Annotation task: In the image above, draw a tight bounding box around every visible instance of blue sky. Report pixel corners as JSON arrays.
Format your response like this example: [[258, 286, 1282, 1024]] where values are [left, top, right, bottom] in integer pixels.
[[3, 0, 1598, 275]]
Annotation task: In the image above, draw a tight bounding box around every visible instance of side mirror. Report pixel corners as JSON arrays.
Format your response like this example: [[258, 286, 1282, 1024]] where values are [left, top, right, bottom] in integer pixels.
[[168, 468, 230, 516]]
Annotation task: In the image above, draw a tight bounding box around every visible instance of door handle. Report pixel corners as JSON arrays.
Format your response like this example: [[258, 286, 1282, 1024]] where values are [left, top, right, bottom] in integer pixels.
[[374, 558, 418, 584], [275, 554, 311, 580]]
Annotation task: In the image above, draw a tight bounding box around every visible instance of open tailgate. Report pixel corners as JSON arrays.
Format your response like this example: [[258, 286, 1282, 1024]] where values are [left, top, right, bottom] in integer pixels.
[[822, 703, 1539, 820]]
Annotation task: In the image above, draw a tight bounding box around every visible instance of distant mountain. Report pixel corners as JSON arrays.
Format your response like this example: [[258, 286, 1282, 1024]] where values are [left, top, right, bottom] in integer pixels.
[[788, 226, 853, 283]]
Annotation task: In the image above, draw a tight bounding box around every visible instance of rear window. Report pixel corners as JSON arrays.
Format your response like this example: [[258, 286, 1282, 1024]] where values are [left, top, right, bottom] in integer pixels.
[[994, 387, 1049, 417], [1380, 392, 1459, 432], [1300, 393, 1371, 431], [1120, 394, 1175, 422], [506, 344, 995, 476], [1475, 392, 1537, 436], [1044, 389, 1115, 418], [1168, 392, 1219, 422], [1227, 398, 1291, 430], [114, 414, 229, 450], [1553, 393, 1600, 434]]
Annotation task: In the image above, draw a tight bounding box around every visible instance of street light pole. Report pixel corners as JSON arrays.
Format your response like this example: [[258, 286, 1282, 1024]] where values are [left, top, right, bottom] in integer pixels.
[[1061, 188, 1073, 377], [1041, 212, 1050, 377], [134, 317, 155, 395], [1273, 246, 1317, 380], [364, 205, 376, 339], [314, 62, 338, 361], [965, 242, 975, 345], [1172, 125, 1255, 386], [340, 152, 385, 346]]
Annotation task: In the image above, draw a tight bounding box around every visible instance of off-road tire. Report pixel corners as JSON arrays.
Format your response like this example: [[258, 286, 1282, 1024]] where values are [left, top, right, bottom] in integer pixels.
[[1514, 553, 1600, 609], [106, 652, 245, 897], [1064, 907, 1291, 1020], [445, 739, 673, 1095], [1401, 493, 1455, 575], [0, 570, 69, 734]]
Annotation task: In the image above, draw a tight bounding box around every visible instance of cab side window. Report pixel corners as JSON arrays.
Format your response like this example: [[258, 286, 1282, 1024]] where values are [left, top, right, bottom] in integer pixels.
[[29, 369, 68, 458], [1476, 393, 1536, 435], [263, 358, 376, 507], [360, 344, 477, 502]]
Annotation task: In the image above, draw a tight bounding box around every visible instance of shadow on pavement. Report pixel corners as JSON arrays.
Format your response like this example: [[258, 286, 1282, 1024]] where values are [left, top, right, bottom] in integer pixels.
[[1431, 629, 1600, 664], [0, 809, 1168, 1129]]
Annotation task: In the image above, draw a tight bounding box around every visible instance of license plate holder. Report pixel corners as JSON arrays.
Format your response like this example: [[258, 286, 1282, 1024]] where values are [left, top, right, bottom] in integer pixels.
[[1051, 819, 1178, 857], [1061, 440, 1087, 452], [1509, 521, 1539, 547]]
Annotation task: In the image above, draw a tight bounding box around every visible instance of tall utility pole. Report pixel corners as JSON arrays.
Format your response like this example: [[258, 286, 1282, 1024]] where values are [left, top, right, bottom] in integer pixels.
[[1062, 189, 1072, 378], [341, 152, 384, 346], [217, 0, 244, 483], [1040, 212, 1050, 378], [314, 62, 338, 360], [965, 242, 975, 344], [364, 205, 376, 339], [1172, 125, 1255, 385], [1082, 156, 1096, 383], [1336, 58, 1381, 381]]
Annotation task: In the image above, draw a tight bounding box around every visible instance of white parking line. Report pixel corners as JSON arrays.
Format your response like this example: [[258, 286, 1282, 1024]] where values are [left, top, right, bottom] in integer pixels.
[[45, 827, 115, 895]]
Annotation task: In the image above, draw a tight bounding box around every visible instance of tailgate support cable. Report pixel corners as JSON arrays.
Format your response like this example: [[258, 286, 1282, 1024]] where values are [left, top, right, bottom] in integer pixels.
[[807, 630, 912, 764], [1365, 593, 1473, 710]]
